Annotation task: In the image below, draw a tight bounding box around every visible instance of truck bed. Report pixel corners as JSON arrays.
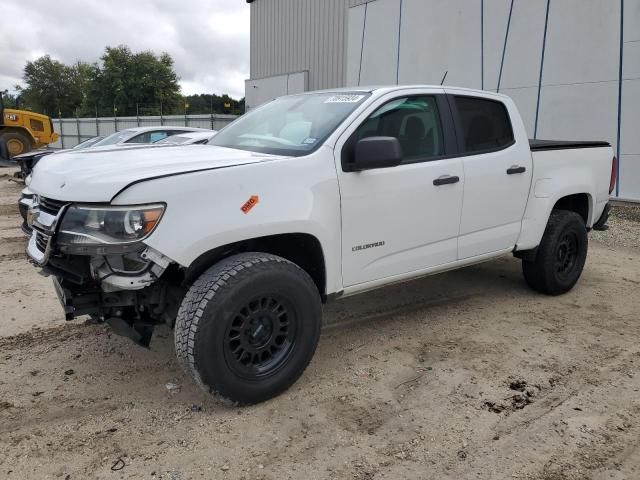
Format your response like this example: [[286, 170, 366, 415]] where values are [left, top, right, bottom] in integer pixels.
[[529, 139, 611, 151]]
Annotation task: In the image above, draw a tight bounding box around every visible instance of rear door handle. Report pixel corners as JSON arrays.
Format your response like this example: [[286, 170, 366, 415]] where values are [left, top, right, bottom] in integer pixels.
[[433, 175, 460, 186], [507, 165, 526, 175]]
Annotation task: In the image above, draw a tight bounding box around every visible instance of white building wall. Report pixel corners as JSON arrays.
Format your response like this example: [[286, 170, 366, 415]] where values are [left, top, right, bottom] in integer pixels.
[[343, 0, 636, 200], [359, 0, 400, 85], [249, 0, 637, 200], [619, 0, 640, 201], [248, 0, 348, 109]]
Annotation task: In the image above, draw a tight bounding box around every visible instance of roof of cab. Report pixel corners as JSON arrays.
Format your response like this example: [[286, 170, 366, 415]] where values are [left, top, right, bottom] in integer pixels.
[[288, 85, 510, 100]]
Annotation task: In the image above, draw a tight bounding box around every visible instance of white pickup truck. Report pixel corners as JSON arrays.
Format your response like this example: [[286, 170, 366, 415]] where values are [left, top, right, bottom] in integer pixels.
[[25, 86, 615, 404]]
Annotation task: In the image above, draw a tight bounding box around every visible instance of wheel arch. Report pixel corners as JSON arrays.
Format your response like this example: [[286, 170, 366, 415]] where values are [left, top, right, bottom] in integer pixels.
[[516, 190, 594, 254], [182, 232, 327, 300], [551, 192, 593, 226]]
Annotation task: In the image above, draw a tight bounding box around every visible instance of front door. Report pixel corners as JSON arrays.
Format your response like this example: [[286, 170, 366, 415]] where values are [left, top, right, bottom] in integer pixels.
[[336, 93, 464, 288]]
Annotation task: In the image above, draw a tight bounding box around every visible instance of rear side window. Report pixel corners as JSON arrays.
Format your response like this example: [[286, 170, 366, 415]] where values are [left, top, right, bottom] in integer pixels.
[[454, 96, 514, 153]]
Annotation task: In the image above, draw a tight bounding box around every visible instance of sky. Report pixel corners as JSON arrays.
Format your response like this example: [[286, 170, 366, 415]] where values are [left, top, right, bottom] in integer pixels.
[[0, 0, 251, 99]]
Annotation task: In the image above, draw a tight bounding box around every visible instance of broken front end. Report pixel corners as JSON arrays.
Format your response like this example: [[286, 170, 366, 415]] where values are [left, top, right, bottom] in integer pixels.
[[26, 196, 182, 346]]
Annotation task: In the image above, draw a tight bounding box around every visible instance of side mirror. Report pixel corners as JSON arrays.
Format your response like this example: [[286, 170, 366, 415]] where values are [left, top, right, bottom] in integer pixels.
[[351, 136, 403, 171]]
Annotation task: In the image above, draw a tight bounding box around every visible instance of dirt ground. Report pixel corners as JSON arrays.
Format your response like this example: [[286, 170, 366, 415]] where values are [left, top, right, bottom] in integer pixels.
[[1, 167, 639, 480]]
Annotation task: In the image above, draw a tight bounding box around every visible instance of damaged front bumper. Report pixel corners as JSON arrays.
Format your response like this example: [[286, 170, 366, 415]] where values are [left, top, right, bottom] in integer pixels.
[[25, 196, 178, 346]]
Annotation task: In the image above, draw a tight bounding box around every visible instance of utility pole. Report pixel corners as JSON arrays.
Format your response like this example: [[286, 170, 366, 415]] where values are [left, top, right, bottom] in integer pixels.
[[95, 104, 100, 136], [75, 109, 81, 146], [210, 94, 214, 130], [58, 110, 64, 149]]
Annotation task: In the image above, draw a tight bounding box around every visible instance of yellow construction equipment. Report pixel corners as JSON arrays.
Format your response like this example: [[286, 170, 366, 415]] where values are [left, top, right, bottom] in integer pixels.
[[0, 96, 59, 157]]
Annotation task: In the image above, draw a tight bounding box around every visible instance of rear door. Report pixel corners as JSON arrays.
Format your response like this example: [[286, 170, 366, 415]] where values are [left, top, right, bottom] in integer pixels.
[[447, 93, 533, 259], [335, 91, 464, 287]]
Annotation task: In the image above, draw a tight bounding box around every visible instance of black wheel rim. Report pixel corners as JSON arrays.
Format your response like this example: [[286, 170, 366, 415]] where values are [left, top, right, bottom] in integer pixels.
[[223, 295, 297, 379], [555, 232, 579, 280]]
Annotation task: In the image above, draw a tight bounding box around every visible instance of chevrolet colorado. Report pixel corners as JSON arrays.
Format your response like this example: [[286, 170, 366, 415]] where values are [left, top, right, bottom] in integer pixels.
[[25, 86, 615, 404]]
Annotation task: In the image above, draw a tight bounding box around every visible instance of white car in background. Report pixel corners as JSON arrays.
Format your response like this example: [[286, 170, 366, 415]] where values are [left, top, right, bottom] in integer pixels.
[[155, 130, 218, 146], [18, 126, 212, 178], [90, 126, 212, 148], [19, 126, 214, 232]]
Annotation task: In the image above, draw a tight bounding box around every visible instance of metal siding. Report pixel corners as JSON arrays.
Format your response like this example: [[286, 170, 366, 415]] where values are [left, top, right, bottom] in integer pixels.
[[250, 0, 639, 200], [619, 0, 640, 200], [346, 5, 366, 85], [397, 0, 481, 88], [248, 0, 348, 91], [359, 0, 399, 85]]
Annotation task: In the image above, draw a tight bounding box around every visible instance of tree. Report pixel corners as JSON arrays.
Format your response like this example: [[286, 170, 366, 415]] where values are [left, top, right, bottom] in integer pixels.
[[182, 93, 244, 115], [86, 46, 181, 116], [1, 87, 22, 109], [21, 55, 88, 116], [17, 46, 244, 118]]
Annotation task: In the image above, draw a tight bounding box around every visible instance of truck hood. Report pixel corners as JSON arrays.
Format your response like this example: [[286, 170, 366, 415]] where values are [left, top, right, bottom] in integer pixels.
[[29, 145, 284, 202]]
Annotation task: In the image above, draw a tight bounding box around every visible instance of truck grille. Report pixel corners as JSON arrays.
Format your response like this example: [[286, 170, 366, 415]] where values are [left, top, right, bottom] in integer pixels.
[[38, 196, 67, 216], [35, 231, 49, 252]]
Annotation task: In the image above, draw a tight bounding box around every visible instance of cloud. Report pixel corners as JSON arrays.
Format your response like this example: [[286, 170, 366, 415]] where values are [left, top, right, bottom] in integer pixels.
[[0, 0, 250, 99]]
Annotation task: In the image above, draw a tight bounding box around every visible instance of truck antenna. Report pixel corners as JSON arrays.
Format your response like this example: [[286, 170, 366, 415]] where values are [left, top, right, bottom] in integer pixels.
[[440, 71, 448, 85]]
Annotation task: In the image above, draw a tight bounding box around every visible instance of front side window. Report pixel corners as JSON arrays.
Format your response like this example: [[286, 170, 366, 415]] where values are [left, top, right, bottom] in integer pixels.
[[353, 96, 445, 162], [149, 131, 169, 143], [454, 96, 514, 153], [209, 92, 370, 156]]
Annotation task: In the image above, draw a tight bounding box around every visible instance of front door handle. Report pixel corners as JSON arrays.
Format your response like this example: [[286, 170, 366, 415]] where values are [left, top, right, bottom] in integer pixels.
[[433, 175, 460, 186], [507, 165, 526, 175]]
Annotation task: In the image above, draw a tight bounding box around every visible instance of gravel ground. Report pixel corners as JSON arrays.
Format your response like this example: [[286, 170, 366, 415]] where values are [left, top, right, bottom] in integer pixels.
[[591, 203, 640, 249], [1, 169, 640, 480]]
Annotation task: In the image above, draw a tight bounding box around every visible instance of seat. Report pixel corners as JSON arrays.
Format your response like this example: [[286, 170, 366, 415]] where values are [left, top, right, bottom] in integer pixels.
[[400, 116, 426, 158]]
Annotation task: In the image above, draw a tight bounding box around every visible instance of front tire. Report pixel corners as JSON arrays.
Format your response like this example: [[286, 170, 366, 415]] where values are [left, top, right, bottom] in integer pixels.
[[0, 131, 32, 157], [522, 210, 588, 295], [175, 253, 322, 405]]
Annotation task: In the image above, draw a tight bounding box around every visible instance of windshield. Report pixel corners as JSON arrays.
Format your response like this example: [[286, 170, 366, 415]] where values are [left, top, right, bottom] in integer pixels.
[[208, 92, 370, 156], [72, 136, 104, 150], [91, 130, 134, 147]]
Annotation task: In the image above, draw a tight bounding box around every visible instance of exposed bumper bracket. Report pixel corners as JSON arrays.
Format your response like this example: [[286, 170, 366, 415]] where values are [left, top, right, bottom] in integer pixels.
[[53, 277, 101, 320]]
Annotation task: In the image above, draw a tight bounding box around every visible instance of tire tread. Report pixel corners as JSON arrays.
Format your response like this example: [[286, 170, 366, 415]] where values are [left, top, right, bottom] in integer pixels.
[[174, 252, 317, 404], [522, 210, 587, 295]]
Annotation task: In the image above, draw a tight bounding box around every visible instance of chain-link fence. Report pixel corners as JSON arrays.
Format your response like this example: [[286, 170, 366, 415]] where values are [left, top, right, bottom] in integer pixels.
[[50, 113, 238, 149]]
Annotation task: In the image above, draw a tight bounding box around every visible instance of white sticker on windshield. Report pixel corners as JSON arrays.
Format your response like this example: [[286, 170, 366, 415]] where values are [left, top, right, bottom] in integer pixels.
[[324, 94, 365, 104], [302, 137, 317, 145]]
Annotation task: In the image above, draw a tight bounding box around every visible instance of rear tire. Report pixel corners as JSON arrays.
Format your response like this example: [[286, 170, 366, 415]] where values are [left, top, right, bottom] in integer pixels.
[[522, 210, 588, 295], [175, 252, 322, 405], [0, 131, 32, 157]]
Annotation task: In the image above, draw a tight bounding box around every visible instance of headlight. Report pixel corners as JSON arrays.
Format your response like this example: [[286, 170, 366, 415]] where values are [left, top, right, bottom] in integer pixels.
[[57, 204, 165, 245], [25, 174, 32, 186]]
